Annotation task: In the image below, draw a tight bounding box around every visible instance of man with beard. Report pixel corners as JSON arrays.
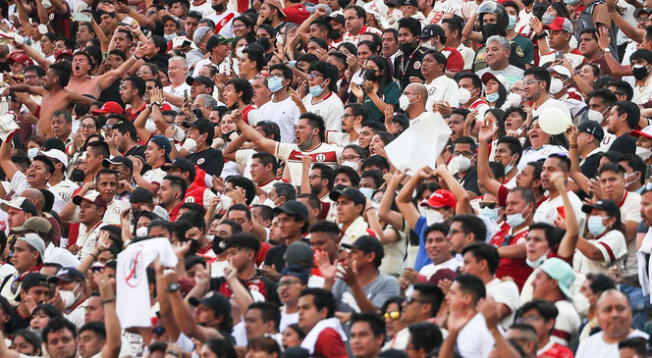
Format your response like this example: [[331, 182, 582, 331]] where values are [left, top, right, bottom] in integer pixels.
[[206, 0, 238, 38], [1, 62, 95, 139], [235, 112, 341, 186], [157, 175, 187, 222]]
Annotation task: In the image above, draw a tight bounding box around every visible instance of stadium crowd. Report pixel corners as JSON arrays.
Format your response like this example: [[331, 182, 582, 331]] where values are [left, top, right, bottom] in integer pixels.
[[0, 0, 652, 356]]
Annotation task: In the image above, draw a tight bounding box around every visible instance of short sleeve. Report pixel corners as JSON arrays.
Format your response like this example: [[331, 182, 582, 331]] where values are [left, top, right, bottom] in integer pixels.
[[10, 170, 29, 196], [490, 280, 520, 312], [594, 231, 627, 264], [275, 142, 295, 161]]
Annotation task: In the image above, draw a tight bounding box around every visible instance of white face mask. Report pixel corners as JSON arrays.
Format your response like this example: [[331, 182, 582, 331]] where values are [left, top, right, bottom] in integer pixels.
[[236, 47, 245, 58], [399, 94, 411, 111], [637, 146, 652, 161], [549, 78, 563, 95], [58, 284, 80, 309], [526, 251, 548, 268], [341, 160, 360, 172], [424, 208, 444, 226], [359, 187, 374, 199], [174, 126, 186, 142], [447, 155, 472, 175], [587, 109, 604, 123], [182, 137, 197, 152], [421, 41, 436, 50], [27, 148, 38, 160], [164, 33, 177, 41], [145, 119, 157, 133], [505, 92, 522, 108], [457, 87, 471, 105], [136, 226, 148, 237]]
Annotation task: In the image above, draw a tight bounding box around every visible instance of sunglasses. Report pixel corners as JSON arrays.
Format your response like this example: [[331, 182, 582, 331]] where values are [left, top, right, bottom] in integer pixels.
[[384, 311, 400, 320], [479, 201, 497, 209]]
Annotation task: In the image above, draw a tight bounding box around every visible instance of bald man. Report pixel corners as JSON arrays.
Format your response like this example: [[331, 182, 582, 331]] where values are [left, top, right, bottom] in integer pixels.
[[401, 83, 441, 125], [19, 189, 63, 246], [575, 289, 649, 358]]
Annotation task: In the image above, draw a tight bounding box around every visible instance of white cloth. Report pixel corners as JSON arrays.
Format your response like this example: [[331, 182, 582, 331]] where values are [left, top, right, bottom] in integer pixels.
[[637, 227, 652, 300], [576, 329, 649, 358], [300, 317, 348, 354], [259, 97, 301, 143], [573, 230, 627, 275], [116, 237, 178, 328], [302, 93, 344, 132], [486, 278, 520, 329], [425, 75, 459, 112], [455, 313, 495, 358]]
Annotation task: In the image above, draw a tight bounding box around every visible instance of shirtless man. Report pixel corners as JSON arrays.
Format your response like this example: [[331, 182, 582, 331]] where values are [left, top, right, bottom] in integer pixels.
[[2, 62, 95, 138], [65, 43, 145, 103]]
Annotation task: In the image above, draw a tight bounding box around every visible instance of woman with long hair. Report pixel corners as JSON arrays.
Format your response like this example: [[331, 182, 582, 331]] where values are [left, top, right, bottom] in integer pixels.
[[350, 55, 400, 122], [481, 73, 507, 109]]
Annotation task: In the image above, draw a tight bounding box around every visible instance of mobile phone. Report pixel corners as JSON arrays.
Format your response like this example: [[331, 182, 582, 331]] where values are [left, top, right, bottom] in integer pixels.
[[182, 40, 191, 48], [556, 206, 566, 219], [555, 50, 564, 60], [183, 89, 188, 101]]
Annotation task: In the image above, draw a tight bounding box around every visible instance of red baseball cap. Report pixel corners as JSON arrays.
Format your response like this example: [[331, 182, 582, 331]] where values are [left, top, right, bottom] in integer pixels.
[[92, 101, 124, 115], [544, 17, 573, 33], [54, 49, 73, 61], [160, 103, 173, 111], [631, 125, 652, 139], [420, 189, 457, 209]]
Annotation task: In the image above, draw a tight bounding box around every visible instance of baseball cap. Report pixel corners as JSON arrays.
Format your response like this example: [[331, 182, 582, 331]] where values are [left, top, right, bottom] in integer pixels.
[[185, 75, 215, 88], [539, 258, 575, 298], [21, 273, 50, 291], [264, 0, 286, 16], [149, 135, 172, 158], [397, 0, 417, 6], [188, 292, 231, 315], [421, 24, 440, 40], [72, 190, 107, 208], [38, 149, 68, 168], [193, 26, 212, 44], [481, 72, 507, 87], [103, 156, 134, 171], [92, 101, 124, 115], [420, 189, 456, 209], [279, 265, 309, 284], [54, 49, 73, 61], [0, 197, 37, 216], [16, 233, 46, 258], [182, 119, 215, 139], [329, 187, 366, 207], [206, 35, 233, 52], [548, 65, 571, 79], [581, 199, 621, 219], [284, 241, 313, 267], [428, 268, 457, 286], [49, 267, 86, 283], [544, 17, 573, 33], [578, 121, 604, 142], [631, 124, 652, 139], [343, 235, 384, 262], [273, 200, 309, 221], [162, 14, 182, 27], [170, 158, 196, 176], [283, 347, 311, 358], [13, 217, 52, 236]]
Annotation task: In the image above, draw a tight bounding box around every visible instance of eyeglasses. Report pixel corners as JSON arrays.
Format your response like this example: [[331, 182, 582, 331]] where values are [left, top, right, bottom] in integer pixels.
[[384, 311, 401, 320], [453, 150, 474, 157], [341, 155, 361, 161], [307, 73, 324, 80], [308, 174, 322, 180], [269, 73, 284, 79], [479, 201, 497, 209], [517, 314, 543, 323], [278, 279, 302, 287]]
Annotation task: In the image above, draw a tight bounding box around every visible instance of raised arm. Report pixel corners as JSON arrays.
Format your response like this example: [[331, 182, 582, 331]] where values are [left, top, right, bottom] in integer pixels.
[[96, 271, 121, 358], [96, 44, 145, 90], [477, 117, 502, 198], [435, 164, 472, 214], [378, 171, 407, 231], [552, 173, 579, 258], [0, 136, 18, 182], [396, 168, 431, 230], [0, 329, 21, 358], [597, 26, 632, 76], [234, 110, 278, 154], [461, 13, 482, 43]]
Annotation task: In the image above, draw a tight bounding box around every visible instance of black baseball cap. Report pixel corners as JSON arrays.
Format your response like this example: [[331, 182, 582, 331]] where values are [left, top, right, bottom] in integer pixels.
[[279, 265, 309, 284], [186, 75, 215, 88], [21, 273, 50, 291], [329, 187, 366, 207], [577, 121, 604, 142], [103, 156, 134, 171], [421, 24, 440, 39], [273, 200, 309, 221], [130, 187, 154, 204], [342, 235, 384, 262], [188, 293, 231, 316], [170, 158, 196, 176], [182, 118, 215, 139], [581, 200, 621, 219], [206, 35, 232, 52], [48, 267, 86, 284], [397, 0, 417, 6]]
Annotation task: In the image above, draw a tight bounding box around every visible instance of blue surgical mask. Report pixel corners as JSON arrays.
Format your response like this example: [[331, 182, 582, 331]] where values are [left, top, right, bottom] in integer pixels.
[[486, 92, 500, 103], [480, 207, 499, 222], [588, 216, 607, 236], [267, 76, 284, 93], [506, 213, 526, 228], [526, 253, 547, 268], [541, 13, 555, 24], [507, 15, 517, 30], [504, 164, 513, 175], [309, 85, 324, 97], [565, 0, 580, 5]]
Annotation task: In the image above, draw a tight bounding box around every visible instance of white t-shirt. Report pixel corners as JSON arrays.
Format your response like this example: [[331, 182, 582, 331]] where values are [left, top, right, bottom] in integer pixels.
[[259, 97, 301, 143], [418, 256, 462, 279], [142, 168, 167, 186], [573, 229, 627, 275], [576, 329, 649, 358], [280, 309, 299, 332], [620, 192, 642, 277], [533, 191, 585, 229], [455, 312, 495, 358], [205, 10, 238, 38], [486, 278, 520, 330], [302, 93, 345, 132], [103, 199, 130, 225], [425, 75, 459, 112], [49, 179, 79, 212], [633, 76, 652, 105], [518, 144, 568, 170], [552, 300, 581, 346], [163, 83, 192, 111], [274, 142, 341, 186]]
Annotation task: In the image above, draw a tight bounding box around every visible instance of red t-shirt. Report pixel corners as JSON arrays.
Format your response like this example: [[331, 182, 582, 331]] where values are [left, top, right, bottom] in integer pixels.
[[313, 328, 348, 358], [538, 341, 574, 358], [441, 47, 464, 73], [490, 225, 532, 290]]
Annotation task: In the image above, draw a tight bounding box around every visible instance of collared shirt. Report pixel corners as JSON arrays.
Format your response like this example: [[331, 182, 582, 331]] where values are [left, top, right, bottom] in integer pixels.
[[340, 216, 371, 246]]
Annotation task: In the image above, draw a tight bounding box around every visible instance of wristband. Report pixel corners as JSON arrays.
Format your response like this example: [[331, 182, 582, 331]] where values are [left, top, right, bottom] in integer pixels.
[[533, 32, 547, 40], [133, 54, 143, 60], [101, 298, 115, 305]]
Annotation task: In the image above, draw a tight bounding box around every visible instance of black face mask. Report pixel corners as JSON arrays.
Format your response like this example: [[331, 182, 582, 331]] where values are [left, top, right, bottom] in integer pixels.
[[212, 3, 225, 12], [212, 236, 227, 255], [364, 69, 379, 81], [633, 65, 649, 81], [330, 29, 342, 40], [482, 23, 505, 43], [70, 168, 85, 182], [400, 41, 416, 54]]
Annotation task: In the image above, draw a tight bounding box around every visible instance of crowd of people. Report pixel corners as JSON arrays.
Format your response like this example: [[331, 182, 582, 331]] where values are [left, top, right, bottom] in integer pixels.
[[0, 0, 651, 356]]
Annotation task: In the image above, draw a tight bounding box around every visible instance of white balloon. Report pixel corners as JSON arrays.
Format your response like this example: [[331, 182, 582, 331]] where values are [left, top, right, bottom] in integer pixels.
[[538, 106, 571, 135]]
